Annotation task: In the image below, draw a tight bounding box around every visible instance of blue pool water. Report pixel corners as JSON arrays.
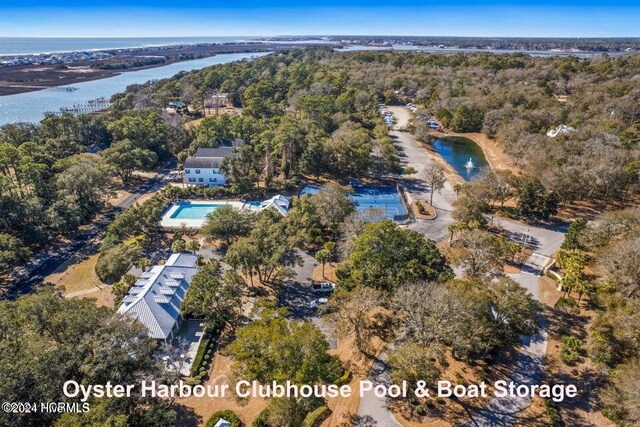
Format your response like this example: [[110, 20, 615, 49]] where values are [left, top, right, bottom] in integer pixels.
[[170, 203, 225, 220], [301, 185, 408, 221]]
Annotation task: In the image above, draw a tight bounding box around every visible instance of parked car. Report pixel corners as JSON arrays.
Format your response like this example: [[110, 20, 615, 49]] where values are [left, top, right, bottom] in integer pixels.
[[163, 170, 183, 182], [309, 297, 329, 308], [312, 282, 335, 293]]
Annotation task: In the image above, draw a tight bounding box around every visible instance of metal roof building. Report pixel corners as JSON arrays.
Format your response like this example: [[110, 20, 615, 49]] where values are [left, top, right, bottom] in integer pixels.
[[117, 253, 199, 341]]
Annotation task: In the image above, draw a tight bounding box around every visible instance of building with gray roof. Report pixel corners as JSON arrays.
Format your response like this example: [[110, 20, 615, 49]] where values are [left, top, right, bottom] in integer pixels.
[[117, 253, 199, 341], [184, 139, 245, 186]]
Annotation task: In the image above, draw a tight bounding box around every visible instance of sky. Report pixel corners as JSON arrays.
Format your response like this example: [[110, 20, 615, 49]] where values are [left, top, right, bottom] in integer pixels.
[[0, 0, 639, 38]]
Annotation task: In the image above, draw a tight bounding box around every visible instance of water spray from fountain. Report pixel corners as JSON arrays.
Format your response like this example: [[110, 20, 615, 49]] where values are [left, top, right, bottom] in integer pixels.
[[465, 158, 474, 169]]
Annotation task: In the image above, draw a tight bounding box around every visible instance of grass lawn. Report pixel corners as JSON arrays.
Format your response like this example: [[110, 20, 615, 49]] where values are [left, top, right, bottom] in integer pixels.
[[178, 353, 267, 426], [45, 253, 106, 293], [312, 262, 338, 283]]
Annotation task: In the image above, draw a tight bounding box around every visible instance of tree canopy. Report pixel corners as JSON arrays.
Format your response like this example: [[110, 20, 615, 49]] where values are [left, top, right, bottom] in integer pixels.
[[337, 219, 453, 291]]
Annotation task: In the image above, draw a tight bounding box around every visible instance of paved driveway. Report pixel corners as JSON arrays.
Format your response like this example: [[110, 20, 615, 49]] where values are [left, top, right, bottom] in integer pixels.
[[357, 347, 402, 427], [280, 250, 337, 349], [387, 121, 457, 242], [359, 106, 567, 426], [463, 219, 564, 426]]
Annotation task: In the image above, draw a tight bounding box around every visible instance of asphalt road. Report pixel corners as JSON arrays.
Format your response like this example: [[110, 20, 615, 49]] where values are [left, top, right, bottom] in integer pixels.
[[279, 250, 338, 349], [461, 219, 564, 426], [3, 161, 175, 300], [357, 106, 567, 426], [386, 106, 458, 242]]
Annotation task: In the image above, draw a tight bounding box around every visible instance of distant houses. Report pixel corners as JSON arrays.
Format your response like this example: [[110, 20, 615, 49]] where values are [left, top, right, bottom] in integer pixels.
[[203, 93, 231, 116], [167, 101, 188, 113], [547, 125, 575, 138], [184, 138, 245, 187], [117, 253, 199, 341]]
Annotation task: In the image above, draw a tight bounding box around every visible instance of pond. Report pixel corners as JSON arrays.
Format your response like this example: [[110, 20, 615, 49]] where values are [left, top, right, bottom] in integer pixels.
[[432, 137, 489, 181]]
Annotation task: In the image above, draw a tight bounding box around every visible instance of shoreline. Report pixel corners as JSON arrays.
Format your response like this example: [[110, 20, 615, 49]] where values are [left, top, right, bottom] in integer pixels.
[[410, 130, 519, 186], [0, 42, 334, 96], [417, 138, 467, 186]]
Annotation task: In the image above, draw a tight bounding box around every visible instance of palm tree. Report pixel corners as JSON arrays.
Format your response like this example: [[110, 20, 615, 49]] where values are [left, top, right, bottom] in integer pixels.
[[187, 240, 201, 254], [134, 257, 152, 272], [171, 239, 187, 253], [315, 241, 336, 278]]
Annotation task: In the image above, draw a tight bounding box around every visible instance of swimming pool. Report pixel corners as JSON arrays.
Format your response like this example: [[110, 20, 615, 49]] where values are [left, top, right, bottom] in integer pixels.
[[170, 203, 226, 220], [301, 185, 409, 222], [161, 200, 246, 228]]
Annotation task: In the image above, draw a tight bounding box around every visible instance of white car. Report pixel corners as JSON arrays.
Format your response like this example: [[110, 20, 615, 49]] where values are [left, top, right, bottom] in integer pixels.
[[309, 297, 329, 308], [312, 282, 335, 293]]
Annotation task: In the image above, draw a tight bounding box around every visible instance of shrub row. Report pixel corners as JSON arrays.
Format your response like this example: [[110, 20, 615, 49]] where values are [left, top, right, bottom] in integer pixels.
[[302, 406, 330, 427], [335, 369, 352, 386], [544, 398, 565, 427], [251, 410, 270, 427], [190, 333, 216, 378]]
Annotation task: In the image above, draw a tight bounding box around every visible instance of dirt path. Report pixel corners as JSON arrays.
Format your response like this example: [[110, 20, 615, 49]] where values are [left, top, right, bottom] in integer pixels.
[[65, 286, 104, 298]]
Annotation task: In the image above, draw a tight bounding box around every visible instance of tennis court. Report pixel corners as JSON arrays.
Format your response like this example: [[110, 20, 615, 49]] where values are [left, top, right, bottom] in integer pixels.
[[301, 185, 409, 221]]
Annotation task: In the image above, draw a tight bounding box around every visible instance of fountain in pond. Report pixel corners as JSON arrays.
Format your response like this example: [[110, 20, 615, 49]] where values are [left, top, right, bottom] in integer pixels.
[[465, 158, 474, 169]]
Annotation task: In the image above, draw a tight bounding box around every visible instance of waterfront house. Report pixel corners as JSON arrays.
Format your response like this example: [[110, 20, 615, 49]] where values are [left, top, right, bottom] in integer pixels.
[[184, 138, 245, 187], [117, 253, 199, 341]]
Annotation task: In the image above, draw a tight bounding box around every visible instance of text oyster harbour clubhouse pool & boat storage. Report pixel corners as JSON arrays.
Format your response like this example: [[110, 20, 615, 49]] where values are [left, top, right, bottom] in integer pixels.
[[63, 379, 578, 403]]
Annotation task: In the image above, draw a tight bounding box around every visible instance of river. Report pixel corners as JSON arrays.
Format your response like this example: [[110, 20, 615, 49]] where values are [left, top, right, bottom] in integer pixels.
[[0, 51, 271, 126]]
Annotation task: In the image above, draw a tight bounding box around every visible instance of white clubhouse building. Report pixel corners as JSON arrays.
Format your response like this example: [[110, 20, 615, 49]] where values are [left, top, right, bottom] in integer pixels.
[[117, 253, 199, 341], [184, 138, 244, 187]]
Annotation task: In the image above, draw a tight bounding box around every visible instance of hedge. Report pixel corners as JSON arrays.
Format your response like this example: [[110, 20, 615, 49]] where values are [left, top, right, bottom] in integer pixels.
[[190, 335, 212, 377], [335, 369, 352, 386], [544, 399, 565, 427], [250, 410, 270, 427], [302, 406, 330, 427], [206, 410, 243, 427]]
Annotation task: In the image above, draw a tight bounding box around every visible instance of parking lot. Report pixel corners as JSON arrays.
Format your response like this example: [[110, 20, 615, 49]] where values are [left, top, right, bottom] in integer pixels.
[[278, 280, 338, 349]]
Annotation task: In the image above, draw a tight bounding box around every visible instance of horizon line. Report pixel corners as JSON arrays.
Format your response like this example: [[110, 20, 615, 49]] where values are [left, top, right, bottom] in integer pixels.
[[2, 34, 640, 39]]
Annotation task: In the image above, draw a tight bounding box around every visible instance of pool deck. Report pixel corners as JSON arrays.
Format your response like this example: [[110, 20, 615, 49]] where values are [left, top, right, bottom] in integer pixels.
[[160, 200, 246, 229]]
